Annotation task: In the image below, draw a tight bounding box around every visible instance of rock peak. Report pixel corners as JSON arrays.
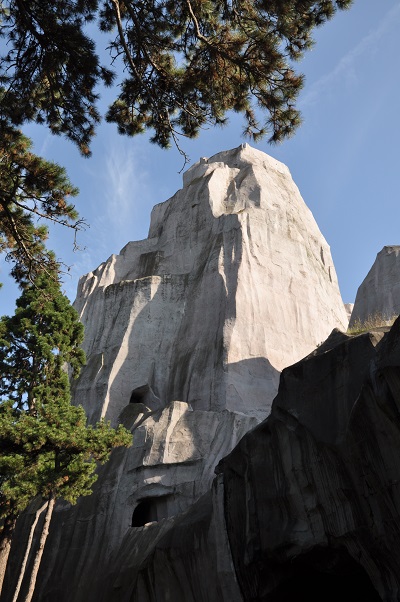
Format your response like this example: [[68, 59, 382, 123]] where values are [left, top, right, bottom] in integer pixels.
[[74, 145, 347, 426], [182, 143, 289, 188], [24, 147, 348, 602], [350, 245, 400, 327]]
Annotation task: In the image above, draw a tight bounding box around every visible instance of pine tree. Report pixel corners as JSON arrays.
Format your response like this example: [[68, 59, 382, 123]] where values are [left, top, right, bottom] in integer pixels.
[[1, 397, 132, 602], [0, 125, 82, 283], [0, 1, 352, 272], [0, 402, 40, 597], [0, 270, 132, 599], [0, 0, 353, 156], [0, 266, 85, 409]]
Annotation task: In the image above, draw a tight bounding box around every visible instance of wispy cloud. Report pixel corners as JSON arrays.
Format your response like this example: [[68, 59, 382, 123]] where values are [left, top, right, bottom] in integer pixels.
[[104, 140, 148, 231], [300, 4, 400, 109], [38, 133, 53, 158], [65, 136, 153, 293]]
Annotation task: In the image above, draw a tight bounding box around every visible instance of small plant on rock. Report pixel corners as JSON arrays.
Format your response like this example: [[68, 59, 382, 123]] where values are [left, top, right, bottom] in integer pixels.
[[347, 312, 398, 336]]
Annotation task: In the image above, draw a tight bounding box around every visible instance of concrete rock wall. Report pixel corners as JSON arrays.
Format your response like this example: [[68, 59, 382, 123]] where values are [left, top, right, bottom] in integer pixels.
[[59, 321, 400, 602], [4, 145, 348, 602], [74, 143, 347, 425]]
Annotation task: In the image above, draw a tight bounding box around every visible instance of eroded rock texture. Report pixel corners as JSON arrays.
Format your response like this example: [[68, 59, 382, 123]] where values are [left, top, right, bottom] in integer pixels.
[[73, 143, 347, 426], [100, 320, 400, 602], [4, 145, 348, 602], [350, 246, 400, 327]]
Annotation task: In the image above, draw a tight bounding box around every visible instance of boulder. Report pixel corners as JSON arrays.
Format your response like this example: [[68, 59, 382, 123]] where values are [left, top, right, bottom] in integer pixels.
[[344, 302, 354, 322]]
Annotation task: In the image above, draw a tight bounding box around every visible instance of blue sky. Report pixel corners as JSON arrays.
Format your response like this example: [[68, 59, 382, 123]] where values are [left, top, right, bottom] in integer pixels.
[[1, 0, 399, 316]]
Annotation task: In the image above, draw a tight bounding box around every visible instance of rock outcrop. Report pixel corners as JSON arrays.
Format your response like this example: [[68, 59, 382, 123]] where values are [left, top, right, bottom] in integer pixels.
[[344, 302, 354, 322], [4, 145, 349, 602], [350, 246, 400, 327], [92, 320, 400, 602], [73, 143, 347, 426]]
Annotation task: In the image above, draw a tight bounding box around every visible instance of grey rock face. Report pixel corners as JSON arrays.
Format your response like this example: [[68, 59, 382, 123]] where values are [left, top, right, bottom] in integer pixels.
[[4, 145, 348, 602], [102, 321, 400, 602], [74, 143, 347, 425], [350, 246, 400, 327]]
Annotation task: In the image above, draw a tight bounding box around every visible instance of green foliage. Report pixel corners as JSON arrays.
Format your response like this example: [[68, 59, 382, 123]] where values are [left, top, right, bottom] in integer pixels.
[[0, 269, 85, 409], [0, 0, 353, 156], [0, 271, 132, 528], [0, 1, 109, 156], [0, 403, 40, 521], [0, 124, 81, 283], [347, 313, 398, 336], [0, 400, 132, 515]]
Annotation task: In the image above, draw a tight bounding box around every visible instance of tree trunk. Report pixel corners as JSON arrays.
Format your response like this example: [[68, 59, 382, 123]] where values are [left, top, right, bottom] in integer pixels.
[[11, 502, 48, 602], [0, 516, 16, 597], [23, 495, 55, 602]]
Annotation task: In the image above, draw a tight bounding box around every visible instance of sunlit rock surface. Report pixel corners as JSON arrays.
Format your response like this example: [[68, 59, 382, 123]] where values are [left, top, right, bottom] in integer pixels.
[[74, 143, 347, 425], [350, 246, 400, 327], [4, 145, 348, 602], [345, 302, 354, 322]]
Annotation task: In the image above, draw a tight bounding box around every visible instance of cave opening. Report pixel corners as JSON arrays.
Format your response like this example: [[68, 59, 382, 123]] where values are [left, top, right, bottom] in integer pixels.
[[266, 547, 381, 602], [131, 496, 171, 528], [129, 385, 149, 404], [131, 499, 155, 527]]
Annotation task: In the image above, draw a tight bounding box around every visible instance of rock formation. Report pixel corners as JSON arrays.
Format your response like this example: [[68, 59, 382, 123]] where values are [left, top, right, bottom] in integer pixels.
[[96, 320, 400, 602], [73, 143, 347, 426], [349, 246, 400, 328], [344, 302, 354, 322], [4, 144, 349, 602]]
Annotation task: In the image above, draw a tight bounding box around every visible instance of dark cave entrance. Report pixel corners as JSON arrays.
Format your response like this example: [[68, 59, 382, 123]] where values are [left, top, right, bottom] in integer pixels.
[[129, 385, 149, 404], [131, 499, 155, 527], [131, 496, 171, 527], [266, 546, 381, 602]]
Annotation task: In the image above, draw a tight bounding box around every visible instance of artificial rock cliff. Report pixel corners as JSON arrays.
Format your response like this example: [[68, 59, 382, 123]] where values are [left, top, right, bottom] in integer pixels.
[[73, 143, 347, 425], [99, 319, 400, 602], [4, 145, 350, 601], [350, 246, 400, 328]]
